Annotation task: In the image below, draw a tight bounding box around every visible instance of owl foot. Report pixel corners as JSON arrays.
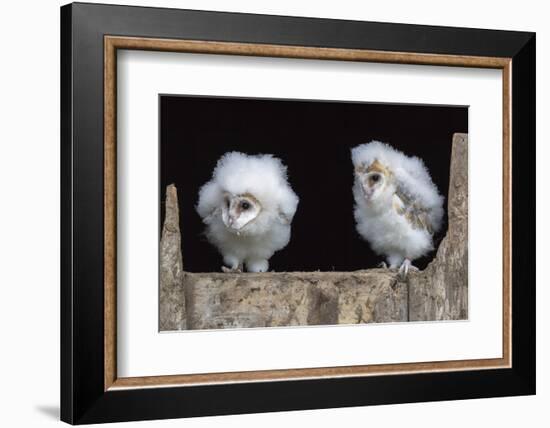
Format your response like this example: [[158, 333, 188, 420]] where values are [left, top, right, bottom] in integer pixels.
[[246, 259, 269, 273], [398, 259, 418, 279], [221, 266, 242, 273], [221, 263, 243, 273], [378, 261, 388, 269]]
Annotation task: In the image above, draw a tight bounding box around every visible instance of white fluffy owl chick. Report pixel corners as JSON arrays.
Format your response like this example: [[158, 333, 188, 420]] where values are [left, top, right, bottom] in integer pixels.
[[351, 141, 444, 277], [196, 152, 299, 273]]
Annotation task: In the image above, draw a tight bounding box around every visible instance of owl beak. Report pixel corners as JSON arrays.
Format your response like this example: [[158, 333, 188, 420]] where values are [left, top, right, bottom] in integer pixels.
[[227, 217, 240, 229], [361, 182, 373, 200], [222, 211, 236, 230], [355, 172, 372, 200], [226, 216, 244, 231]]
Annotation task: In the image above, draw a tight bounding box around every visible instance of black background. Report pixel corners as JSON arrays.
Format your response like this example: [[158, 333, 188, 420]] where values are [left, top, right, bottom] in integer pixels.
[[160, 95, 467, 272]]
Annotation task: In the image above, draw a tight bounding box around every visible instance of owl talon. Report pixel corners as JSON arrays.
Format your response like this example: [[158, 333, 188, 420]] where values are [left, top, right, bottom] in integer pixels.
[[221, 264, 243, 273], [398, 259, 418, 279]]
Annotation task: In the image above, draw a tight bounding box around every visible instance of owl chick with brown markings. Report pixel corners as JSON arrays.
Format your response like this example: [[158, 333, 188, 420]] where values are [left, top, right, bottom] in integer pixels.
[[196, 152, 299, 273], [351, 141, 444, 277]]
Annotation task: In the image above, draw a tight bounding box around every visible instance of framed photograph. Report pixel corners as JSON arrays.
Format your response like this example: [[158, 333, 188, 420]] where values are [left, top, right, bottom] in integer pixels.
[[61, 2, 535, 424]]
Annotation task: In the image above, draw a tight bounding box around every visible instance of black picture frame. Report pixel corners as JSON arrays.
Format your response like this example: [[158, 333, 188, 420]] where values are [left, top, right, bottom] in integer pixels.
[[61, 2, 535, 424]]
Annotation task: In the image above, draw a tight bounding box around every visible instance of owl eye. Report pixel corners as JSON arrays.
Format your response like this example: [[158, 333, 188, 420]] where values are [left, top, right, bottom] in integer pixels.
[[371, 174, 381, 183], [240, 201, 251, 210]]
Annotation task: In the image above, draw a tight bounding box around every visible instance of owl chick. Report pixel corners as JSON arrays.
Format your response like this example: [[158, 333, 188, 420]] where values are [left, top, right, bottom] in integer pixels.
[[351, 141, 444, 277], [196, 152, 299, 273]]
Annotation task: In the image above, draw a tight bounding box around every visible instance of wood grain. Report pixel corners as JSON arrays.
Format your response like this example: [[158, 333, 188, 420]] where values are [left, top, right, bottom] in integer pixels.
[[104, 36, 117, 391], [106, 36, 510, 68], [111, 357, 507, 389], [103, 35, 512, 391], [502, 62, 512, 365]]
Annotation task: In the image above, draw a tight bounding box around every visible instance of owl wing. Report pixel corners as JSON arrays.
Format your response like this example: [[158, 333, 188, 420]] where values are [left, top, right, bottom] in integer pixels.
[[393, 185, 436, 234], [275, 186, 299, 225], [202, 207, 221, 224]]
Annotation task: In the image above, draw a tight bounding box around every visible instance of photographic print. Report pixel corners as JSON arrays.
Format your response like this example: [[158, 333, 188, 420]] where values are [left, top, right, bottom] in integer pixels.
[[62, 5, 534, 422], [159, 95, 468, 331]]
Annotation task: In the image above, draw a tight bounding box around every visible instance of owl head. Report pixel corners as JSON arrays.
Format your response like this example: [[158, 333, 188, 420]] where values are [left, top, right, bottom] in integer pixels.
[[221, 192, 262, 232], [354, 159, 391, 202], [197, 151, 299, 238]]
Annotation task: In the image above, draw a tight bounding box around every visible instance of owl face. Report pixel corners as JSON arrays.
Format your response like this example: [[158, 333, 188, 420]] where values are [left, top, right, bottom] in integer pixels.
[[355, 159, 390, 202], [221, 192, 262, 232]]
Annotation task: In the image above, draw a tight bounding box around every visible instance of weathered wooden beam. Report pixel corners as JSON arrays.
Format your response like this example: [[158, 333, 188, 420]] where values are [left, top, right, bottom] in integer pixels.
[[184, 270, 407, 329]]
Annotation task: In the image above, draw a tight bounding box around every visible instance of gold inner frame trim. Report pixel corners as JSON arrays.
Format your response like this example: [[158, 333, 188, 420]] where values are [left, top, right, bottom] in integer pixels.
[[104, 35, 512, 391]]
